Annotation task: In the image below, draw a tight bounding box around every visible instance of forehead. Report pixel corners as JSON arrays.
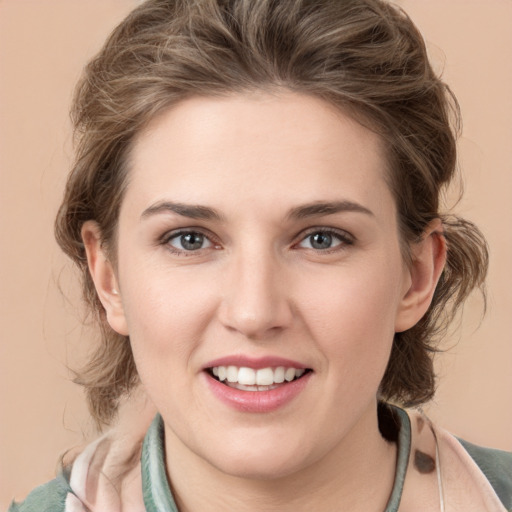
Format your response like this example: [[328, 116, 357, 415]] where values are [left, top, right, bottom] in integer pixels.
[[125, 92, 393, 219]]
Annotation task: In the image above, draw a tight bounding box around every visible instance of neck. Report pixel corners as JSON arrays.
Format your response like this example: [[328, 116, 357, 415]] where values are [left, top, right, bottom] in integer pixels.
[[164, 401, 398, 512]]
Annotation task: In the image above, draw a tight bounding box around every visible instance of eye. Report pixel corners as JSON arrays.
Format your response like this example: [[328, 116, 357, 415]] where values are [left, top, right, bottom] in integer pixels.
[[166, 231, 213, 252], [297, 229, 353, 251]]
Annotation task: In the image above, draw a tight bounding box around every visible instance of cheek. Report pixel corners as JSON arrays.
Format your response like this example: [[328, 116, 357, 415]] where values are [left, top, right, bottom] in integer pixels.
[[119, 267, 221, 419], [117, 260, 219, 372], [297, 256, 404, 366]]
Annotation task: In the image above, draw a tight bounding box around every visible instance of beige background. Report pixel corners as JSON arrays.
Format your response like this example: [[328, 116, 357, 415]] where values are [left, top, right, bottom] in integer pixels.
[[1, 0, 511, 507]]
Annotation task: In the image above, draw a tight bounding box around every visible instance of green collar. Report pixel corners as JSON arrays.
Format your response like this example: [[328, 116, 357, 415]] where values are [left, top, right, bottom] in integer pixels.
[[141, 414, 178, 512], [141, 406, 411, 512], [384, 406, 411, 511]]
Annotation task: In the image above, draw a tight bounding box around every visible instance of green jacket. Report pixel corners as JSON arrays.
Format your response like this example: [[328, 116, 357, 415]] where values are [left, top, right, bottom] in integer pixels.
[[9, 408, 512, 511]]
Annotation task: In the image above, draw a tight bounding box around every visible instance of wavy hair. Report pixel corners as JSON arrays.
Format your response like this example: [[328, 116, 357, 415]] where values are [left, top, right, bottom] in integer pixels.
[[55, 0, 488, 425]]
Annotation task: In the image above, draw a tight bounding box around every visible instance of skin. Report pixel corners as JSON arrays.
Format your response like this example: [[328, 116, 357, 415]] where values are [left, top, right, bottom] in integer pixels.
[[83, 91, 446, 511]]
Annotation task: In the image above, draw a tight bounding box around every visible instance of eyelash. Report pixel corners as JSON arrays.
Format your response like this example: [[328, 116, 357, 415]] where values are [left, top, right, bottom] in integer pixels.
[[161, 228, 220, 256], [160, 227, 354, 256], [294, 227, 354, 253]]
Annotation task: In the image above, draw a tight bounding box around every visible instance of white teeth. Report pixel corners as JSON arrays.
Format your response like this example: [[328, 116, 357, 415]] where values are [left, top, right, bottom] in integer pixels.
[[238, 367, 257, 385], [256, 368, 274, 386], [274, 366, 285, 383], [226, 365, 238, 383], [210, 365, 308, 387], [230, 383, 279, 392], [295, 369, 305, 378], [285, 368, 296, 382]]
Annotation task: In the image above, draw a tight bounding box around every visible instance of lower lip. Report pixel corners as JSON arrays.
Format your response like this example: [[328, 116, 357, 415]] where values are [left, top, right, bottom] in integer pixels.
[[204, 372, 312, 413]]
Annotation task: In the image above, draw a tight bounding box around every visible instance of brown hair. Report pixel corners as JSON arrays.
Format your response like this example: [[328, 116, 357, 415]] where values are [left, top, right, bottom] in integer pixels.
[[55, 0, 488, 426]]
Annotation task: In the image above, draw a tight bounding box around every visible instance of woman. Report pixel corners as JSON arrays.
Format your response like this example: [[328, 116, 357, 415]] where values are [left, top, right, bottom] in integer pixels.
[[9, 0, 512, 511]]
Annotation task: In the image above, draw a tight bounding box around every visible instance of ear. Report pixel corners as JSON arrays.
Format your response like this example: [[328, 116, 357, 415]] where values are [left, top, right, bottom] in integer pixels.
[[81, 221, 129, 336], [394, 219, 447, 333]]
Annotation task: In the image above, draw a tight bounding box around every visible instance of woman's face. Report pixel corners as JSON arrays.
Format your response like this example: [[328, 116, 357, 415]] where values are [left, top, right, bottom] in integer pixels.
[[103, 92, 417, 479]]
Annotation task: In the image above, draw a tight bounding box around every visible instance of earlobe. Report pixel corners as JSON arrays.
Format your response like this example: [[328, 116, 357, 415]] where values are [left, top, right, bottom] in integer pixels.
[[395, 219, 447, 333], [81, 221, 129, 336]]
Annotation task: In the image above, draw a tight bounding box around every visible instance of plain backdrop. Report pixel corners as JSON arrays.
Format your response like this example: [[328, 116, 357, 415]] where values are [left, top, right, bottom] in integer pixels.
[[1, 0, 511, 507]]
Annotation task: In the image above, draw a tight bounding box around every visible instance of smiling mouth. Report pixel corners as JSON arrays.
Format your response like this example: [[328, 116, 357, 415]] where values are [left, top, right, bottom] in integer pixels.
[[207, 365, 312, 392]]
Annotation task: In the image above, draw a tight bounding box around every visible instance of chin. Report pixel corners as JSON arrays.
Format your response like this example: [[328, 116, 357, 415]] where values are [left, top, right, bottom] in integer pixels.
[[202, 434, 314, 481], [216, 455, 304, 481]]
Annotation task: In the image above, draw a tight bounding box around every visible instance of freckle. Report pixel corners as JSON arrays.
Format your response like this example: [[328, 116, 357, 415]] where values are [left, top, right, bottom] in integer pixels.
[[414, 449, 436, 474], [416, 416, 425, 433]]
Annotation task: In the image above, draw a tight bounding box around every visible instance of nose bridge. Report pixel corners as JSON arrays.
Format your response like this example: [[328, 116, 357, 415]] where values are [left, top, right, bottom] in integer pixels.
[[219, 239, 291, 338]]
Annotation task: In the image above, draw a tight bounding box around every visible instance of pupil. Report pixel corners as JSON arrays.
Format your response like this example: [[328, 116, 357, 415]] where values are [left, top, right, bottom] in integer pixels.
[[311, 232, 332, 249], [181, 233, 203, 250]]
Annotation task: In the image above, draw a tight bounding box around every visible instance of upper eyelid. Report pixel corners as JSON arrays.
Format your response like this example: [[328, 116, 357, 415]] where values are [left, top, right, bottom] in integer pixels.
[[160, 227, 218, 243], [160, 229, 220, 257], [294, 226, 355, 243], [158, 226, 354, 249]]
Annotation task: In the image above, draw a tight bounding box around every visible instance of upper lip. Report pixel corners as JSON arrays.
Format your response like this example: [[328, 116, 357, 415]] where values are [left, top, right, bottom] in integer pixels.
[[203, 355, 310, 370]]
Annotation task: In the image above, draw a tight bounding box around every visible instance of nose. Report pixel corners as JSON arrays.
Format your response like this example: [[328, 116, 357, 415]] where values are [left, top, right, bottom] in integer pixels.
[[217, 246, 293, 340]]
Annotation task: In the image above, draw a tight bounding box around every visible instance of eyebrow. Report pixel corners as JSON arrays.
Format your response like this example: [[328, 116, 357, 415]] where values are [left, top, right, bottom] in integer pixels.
[[141, 201, 224, 221], [141, 199, 373, 222], [287, 201, 374, 220]]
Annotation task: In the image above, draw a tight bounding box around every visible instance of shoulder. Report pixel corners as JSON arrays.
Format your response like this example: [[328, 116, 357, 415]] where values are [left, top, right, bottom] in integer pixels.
[[458, 438, 512, 511], [8, 471, 71, 512], [7, 396, 154, 512]]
